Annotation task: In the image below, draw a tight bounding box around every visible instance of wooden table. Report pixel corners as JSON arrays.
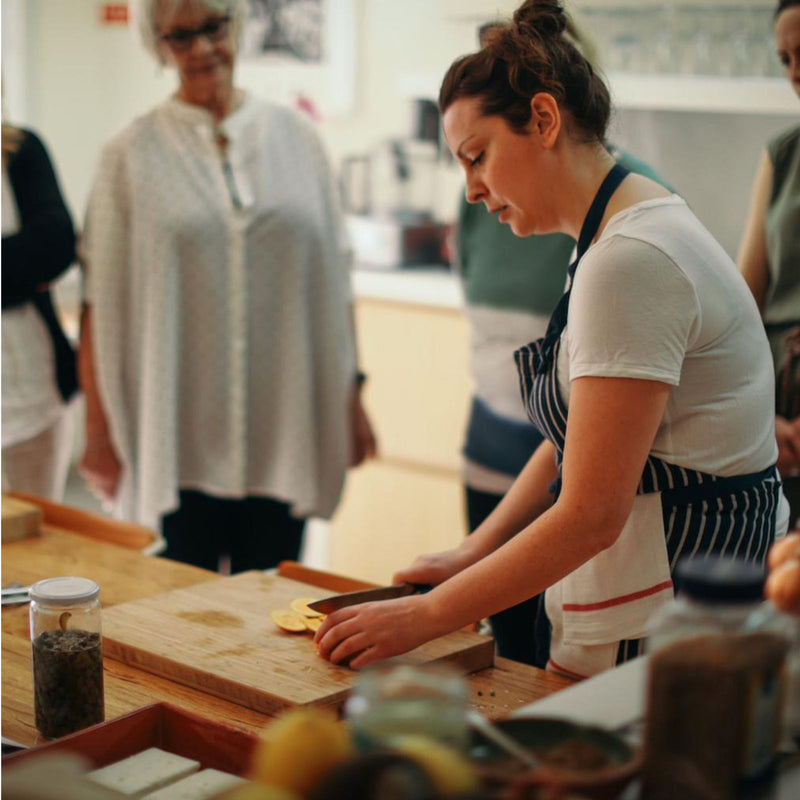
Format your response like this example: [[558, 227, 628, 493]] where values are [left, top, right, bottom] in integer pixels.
[[2, 520, 573, 747]]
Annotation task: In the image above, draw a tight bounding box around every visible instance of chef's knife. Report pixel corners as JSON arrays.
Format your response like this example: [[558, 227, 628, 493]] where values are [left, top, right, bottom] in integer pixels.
[[307, 583, 431, 615]]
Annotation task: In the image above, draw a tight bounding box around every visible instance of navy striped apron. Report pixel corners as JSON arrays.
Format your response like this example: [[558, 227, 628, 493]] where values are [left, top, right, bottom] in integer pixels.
[[514, 164, 781, 665]]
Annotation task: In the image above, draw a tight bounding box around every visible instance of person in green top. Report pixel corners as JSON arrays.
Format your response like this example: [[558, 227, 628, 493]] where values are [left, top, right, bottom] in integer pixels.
[[737, 0, 800, 526], [457, 20, 672, 667]]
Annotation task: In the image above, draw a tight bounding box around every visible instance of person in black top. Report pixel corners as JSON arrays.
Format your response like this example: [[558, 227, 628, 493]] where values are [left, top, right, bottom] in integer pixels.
[[2, 123, 78, 499]]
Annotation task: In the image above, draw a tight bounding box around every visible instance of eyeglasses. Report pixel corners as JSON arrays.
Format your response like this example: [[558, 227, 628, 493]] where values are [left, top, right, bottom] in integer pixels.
[[158, 16, 231, 52]]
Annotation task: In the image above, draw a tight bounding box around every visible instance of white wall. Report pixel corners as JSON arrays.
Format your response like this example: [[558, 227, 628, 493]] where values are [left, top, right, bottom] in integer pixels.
[[3, 0, 797, 257], [610, 108, 797, 257], [6, 0, 176, 219], [4, 0, 511, 221]]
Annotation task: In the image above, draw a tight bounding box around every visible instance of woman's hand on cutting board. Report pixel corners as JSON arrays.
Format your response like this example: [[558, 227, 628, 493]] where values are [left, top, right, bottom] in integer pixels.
[[393, 545, 478, 587], [313, 593, 447, 669]]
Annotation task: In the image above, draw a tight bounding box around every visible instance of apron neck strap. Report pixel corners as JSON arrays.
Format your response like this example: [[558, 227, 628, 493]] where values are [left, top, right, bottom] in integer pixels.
[[526, 161, 631, 376], [573, 162, 630, 267]]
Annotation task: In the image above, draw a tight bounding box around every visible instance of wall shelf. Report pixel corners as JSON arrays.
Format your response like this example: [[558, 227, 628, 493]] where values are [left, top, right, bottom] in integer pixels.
[[606, 73, 797, 116], [397, 71, 797, 116]]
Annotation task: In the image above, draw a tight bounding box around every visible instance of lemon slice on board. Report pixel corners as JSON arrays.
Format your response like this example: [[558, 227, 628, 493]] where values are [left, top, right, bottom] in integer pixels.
[[303, 616, 325, 633], [270, 609, 308, 633], [289, 597, 324, 618]]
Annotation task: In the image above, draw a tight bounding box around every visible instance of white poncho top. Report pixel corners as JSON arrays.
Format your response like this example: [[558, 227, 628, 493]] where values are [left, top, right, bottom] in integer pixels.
[[82, 93, 356, 535]]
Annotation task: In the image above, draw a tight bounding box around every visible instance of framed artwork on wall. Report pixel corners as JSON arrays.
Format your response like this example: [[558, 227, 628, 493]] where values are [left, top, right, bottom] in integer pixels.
[[237, 0, 356, 117]]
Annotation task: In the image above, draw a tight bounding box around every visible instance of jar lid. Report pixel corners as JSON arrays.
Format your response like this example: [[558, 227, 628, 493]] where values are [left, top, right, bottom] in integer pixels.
[[675, 557, 765, 604], [29, 577, 100, 606]]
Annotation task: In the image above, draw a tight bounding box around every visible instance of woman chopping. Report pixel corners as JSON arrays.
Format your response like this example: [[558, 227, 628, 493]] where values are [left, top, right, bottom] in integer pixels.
[[316, 0, 789, 678]]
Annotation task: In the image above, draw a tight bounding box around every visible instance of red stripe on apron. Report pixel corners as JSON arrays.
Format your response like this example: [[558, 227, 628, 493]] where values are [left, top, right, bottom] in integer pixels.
[[562, 579, 674, 612]]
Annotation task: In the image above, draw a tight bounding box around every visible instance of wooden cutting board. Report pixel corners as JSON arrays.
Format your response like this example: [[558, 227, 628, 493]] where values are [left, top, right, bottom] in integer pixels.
[[102, 571, 494, 715], [2, 495, 43, 542]]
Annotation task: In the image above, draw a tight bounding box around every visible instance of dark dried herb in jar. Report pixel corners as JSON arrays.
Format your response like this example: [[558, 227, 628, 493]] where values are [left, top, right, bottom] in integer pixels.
[[644, 632, 788, 800], [32, 628, 104, 739]]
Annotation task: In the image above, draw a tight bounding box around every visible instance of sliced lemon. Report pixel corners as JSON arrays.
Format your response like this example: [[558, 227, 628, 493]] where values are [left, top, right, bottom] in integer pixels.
[[270, 609, 308, 633], [289, 597, 324, 618], [303, 616, 324, 632]]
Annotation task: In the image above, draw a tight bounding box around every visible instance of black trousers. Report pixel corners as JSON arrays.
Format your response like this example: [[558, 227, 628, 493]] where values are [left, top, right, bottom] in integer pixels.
[[466, 486, 543, 667], [161, 489, 305, 574]]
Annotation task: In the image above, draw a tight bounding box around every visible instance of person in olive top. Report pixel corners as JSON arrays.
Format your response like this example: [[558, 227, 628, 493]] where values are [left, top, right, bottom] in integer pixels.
[[2, 124, 77, 499], [457, 23, 672, 667], [738, 0, 800, 525]]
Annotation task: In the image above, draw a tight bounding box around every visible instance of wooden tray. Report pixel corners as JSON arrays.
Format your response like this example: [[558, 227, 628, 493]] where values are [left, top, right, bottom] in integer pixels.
[[2, 702, 258, 775], [102, 571, 494, 715]]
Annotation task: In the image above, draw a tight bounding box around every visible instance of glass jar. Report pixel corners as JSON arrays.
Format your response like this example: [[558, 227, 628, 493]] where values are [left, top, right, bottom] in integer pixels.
[[29, 577, 104, 738], [643, 557, 789, 791], [345, 664, 468, 753], [646, 556, 774, 653]]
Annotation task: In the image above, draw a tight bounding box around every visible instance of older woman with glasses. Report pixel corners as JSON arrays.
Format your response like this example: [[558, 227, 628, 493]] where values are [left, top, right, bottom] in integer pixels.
[[79, 0, 375, 572]]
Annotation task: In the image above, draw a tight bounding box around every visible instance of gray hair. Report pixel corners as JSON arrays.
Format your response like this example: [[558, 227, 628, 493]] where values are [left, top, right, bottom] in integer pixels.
[[134, 0, 248, 59]]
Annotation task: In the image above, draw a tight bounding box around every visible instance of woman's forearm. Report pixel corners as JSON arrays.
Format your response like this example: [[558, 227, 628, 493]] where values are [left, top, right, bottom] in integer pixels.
[[78, 304, 123, 499], [737, 150, 773, 312], [78, 306, 111, 441], [434, 376, 671, 631], [425, 501, 611, 634], [463, 439, 558, 560]]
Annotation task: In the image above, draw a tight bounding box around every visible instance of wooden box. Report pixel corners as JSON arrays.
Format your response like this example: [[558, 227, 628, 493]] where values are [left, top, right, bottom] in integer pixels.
[[2, 702, 258, 775]]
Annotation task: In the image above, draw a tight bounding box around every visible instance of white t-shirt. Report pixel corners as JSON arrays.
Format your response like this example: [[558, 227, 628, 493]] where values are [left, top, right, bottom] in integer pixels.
[[82, 93, 356, 533], [558, 195, 778, 477], [545, 196, 787, 674]]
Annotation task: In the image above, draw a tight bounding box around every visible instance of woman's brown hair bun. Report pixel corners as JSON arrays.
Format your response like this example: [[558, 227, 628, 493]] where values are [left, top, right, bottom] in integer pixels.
[[439, 0, 610, 144], [513, 0, 566, 39]]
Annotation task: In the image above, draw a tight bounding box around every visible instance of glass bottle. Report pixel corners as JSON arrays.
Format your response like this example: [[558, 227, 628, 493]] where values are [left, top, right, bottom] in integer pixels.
[[646, 556, 772, 653], [644, 557, 789, 793], [345, 664, 469, 753], [29, 577, 104, 738]]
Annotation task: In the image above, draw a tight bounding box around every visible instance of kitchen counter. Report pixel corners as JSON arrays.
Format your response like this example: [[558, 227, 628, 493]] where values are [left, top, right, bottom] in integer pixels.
[[1, 502, 573, 748], [352, 266, 464, 310]]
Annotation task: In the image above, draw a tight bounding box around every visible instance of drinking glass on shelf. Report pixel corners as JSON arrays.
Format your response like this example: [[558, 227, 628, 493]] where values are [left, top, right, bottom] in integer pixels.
[[653, 4, 677, 75], [712, 6, 740, 77], [673, 4, 701, 74]]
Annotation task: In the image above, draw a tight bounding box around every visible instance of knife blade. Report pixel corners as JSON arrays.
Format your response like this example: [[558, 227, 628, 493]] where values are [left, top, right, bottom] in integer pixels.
[[307, 583, 431, 615]]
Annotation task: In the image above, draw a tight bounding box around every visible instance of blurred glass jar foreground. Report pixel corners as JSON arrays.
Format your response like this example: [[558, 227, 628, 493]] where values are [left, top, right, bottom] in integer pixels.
[[646, 556, 776, 652], [345, 664, 469, 753], [643, 557, 791, 795]]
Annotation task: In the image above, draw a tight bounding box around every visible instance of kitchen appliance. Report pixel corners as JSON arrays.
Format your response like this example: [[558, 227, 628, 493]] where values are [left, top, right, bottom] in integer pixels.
[[344, 212, 449, 270], [341, 99, 452, 269]]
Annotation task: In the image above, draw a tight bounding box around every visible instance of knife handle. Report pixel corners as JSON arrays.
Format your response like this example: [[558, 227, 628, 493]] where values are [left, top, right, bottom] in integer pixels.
[[410, 583, 433, 594]]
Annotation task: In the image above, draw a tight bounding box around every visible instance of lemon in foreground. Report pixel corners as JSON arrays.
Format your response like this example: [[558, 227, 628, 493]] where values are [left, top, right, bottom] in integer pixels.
[[250, 709, 354, 795], [221, 783, 300, 800], [391, 734, 479, 796]]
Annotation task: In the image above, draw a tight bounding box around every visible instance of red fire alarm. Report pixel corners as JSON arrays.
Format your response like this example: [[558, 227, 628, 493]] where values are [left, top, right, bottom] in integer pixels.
[[100, 3, 129, 25]]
